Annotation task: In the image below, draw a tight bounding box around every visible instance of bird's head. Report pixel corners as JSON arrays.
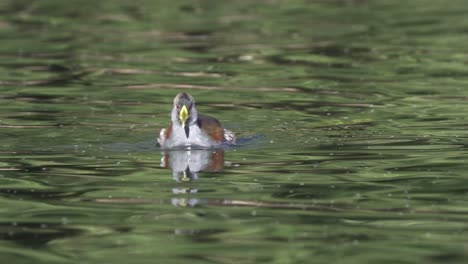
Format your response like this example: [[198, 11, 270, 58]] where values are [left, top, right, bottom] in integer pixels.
[[172, 93, 197, 137]]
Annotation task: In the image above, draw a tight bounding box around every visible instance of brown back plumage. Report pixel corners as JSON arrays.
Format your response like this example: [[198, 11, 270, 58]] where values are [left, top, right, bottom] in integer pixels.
[[197, 114, 224, 143]]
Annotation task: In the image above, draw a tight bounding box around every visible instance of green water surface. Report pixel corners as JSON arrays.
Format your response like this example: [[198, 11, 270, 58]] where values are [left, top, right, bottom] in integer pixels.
[[1, 1, 468, 263]]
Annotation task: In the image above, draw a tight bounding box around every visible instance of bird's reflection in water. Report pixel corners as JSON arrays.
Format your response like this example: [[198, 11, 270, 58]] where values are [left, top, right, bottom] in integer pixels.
[[161, 149, 224, 182], [161, 149, 224, 206]]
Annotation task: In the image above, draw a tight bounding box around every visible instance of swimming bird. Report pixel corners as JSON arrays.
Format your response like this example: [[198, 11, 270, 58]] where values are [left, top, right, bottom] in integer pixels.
[[158, 93, 236, 149]]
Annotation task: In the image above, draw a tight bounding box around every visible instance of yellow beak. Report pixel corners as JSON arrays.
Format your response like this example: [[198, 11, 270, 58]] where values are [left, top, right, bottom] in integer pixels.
[[179, 105, 189, 127]]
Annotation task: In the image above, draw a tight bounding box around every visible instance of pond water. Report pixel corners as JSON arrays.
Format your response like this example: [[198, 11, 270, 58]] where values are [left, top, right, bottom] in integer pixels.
[[1, 1, 468, 263]]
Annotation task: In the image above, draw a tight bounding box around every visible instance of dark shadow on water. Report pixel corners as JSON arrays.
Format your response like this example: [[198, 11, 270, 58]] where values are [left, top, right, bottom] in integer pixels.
[[234, 134, 264, 148], [0, 222, 83, 248]]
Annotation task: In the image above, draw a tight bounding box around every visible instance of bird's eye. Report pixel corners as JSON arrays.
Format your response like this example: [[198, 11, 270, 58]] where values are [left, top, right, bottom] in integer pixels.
[[176, 105, 180, 110], [188, 105, 192, 110]]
